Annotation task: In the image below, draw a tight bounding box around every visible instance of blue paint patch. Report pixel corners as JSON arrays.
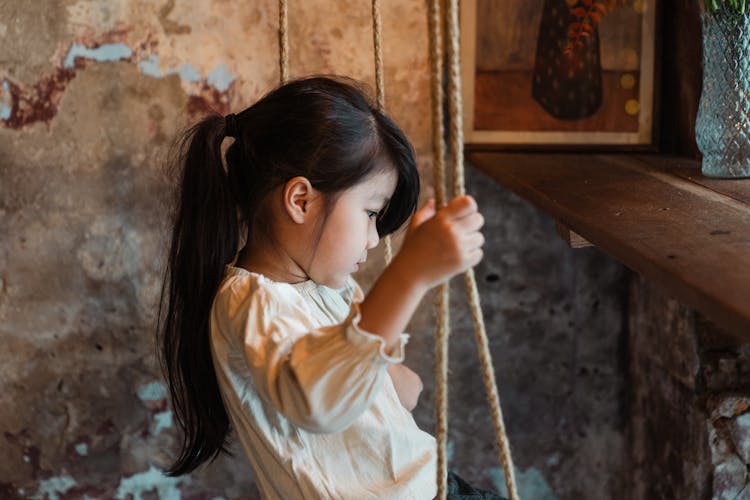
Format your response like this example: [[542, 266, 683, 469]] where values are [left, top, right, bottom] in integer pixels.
[[489, 466, 557, 500], [446, 440, 455, 462], [63, 42, 133, 68], [207, 64, 235, 92], [1, 80, 11, 120], [75, 442, 89, 456], [174, 64, 201, 83], [37, 475, 77, 500], [136, 381, 167, 402], [154, 410, 173, 435], [115, 465, 190, 500], [58, 42, 234, 97], [139, 54, 163, 78], [141, 58, 200, 85]]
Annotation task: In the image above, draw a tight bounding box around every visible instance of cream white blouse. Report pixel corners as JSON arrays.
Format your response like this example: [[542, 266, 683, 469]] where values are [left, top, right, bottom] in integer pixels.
[[209, 265, 437, 499]]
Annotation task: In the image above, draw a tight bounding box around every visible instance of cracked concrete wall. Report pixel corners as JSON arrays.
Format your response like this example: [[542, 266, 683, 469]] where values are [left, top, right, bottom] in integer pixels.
[[0, 1, 628, 498]]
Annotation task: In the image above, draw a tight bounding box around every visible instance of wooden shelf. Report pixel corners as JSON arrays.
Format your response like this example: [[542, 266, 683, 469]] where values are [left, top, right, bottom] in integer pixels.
[[468, 152, 750, 337]]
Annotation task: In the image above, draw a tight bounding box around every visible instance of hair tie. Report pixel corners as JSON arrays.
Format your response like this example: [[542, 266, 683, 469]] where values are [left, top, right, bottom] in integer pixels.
[[225, 113, 239, 138]]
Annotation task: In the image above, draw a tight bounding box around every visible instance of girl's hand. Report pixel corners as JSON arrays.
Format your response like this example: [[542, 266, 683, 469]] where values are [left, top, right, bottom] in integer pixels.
[[397, 195, 485, 291], [387, 364, 424, 412], [357, 195, 485, 354]]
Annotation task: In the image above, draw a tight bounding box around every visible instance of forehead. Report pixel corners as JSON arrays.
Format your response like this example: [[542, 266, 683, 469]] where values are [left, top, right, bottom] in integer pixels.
[[348, 168, 398, 200], [360, 168, 398, 194]]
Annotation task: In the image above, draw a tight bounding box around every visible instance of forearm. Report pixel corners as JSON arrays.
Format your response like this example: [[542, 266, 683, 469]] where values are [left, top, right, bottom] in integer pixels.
[[358, 256, 428, 355], [358, 195, 484, 355]]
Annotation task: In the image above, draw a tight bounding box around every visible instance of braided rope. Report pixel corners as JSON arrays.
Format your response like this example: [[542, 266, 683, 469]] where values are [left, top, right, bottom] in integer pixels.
[[371, 0, 393, 264], [444, 1, 519, 498], [279, 0, 289, 84], [372, 0, 386, 111], [426, 0, 450, 497]]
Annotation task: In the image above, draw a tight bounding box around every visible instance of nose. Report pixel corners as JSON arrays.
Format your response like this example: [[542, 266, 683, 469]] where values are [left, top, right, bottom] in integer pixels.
[[366, 220, 380, 250]]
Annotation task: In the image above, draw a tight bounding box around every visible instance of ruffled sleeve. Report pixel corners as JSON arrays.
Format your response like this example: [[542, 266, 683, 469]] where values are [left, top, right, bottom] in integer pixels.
[[216, 276, 409, 434]]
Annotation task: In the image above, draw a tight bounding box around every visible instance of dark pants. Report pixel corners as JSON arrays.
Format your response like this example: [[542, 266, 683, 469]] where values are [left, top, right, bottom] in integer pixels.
[[436, 470, 508, 500]]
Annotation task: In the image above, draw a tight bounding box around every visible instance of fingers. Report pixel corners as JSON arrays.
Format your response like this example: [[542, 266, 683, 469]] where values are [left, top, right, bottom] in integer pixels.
[[444, 195, 478, 220], [441, 195, 485, 248], [458, 230, 485, 272], [415, 198, 436, 222], [456, 212, 484, 232], [407, 198, 436, 235], [468, 248, 484, 267], [464, 231, 485, 251]]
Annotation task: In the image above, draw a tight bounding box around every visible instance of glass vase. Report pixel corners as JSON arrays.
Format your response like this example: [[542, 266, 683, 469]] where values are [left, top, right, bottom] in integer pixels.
[[695, 6, 750, 178]]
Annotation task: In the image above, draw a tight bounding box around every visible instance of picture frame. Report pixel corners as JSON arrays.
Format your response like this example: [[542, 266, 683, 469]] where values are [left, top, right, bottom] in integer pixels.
[[461, 0, 657, 149]]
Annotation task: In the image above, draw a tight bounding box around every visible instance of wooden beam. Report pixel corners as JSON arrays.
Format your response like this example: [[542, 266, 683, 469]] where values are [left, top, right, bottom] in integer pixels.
[[469, 152, 750, 338]]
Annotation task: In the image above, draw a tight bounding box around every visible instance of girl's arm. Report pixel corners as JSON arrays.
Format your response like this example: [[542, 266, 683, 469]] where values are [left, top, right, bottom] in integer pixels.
[[231, 196, 482, 433], [359, 195, 485, 355], [387, 363, 423, 411]]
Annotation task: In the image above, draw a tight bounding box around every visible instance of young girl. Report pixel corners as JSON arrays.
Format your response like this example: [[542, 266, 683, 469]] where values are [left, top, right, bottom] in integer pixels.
[[160, 76, 499, 499]]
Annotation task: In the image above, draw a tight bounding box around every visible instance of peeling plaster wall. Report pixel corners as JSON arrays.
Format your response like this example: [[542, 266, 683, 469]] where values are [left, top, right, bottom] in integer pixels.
[[0, 1, 628, 498]]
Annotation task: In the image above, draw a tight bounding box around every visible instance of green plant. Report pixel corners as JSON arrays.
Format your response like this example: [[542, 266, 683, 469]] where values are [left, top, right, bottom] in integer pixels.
[[704, 0, 746, 13]]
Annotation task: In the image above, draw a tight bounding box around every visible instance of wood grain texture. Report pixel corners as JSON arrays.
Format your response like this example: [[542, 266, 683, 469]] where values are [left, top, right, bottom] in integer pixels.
[[469, 152, 750, 337]]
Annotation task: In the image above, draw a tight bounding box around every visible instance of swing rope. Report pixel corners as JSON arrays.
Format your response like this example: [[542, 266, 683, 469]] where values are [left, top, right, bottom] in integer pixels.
[[276, 2, 518, 498], [279, 0, 289, 84], [426, 0, 450, 496], [370, 0, 394, 265], [371, 0, 386, 112], [431, 0, 520, 498]]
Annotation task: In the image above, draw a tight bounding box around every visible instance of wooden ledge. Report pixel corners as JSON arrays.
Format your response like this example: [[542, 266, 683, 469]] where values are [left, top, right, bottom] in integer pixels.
[[468, 152, 750, 338]]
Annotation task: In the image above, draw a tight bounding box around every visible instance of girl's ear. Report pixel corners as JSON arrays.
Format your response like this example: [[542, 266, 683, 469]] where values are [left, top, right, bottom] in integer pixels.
[[283, 176, 315, 224]]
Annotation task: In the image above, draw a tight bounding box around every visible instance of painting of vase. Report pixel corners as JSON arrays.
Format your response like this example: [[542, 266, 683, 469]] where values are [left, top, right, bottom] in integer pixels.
[[460, 0, 656, 148]]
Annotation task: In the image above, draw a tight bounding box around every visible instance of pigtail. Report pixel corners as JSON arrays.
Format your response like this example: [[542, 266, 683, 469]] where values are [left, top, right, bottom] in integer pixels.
[[159, 115, 237, 475]]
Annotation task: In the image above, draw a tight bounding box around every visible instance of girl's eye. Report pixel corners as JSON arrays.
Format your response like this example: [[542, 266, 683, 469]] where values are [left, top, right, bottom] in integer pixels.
[[367, 210, 378, 219]]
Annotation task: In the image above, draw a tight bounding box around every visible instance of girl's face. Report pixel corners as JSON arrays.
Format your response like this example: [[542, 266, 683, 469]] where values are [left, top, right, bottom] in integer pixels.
[[308, 169, 398, 289]]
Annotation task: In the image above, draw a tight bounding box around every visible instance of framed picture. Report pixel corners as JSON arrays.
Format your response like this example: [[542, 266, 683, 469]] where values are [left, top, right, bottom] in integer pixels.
[[461, 0, 657, 149]]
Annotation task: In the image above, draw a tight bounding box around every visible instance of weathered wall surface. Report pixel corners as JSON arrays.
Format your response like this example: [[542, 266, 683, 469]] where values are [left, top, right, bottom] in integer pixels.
[[628, 276, 750, 500], [627, 275, 711, 500], [0, 1, 628, 498]]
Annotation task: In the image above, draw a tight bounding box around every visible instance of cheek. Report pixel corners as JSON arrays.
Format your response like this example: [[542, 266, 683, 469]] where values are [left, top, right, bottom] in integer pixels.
[[321, 212, 362, 255]]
